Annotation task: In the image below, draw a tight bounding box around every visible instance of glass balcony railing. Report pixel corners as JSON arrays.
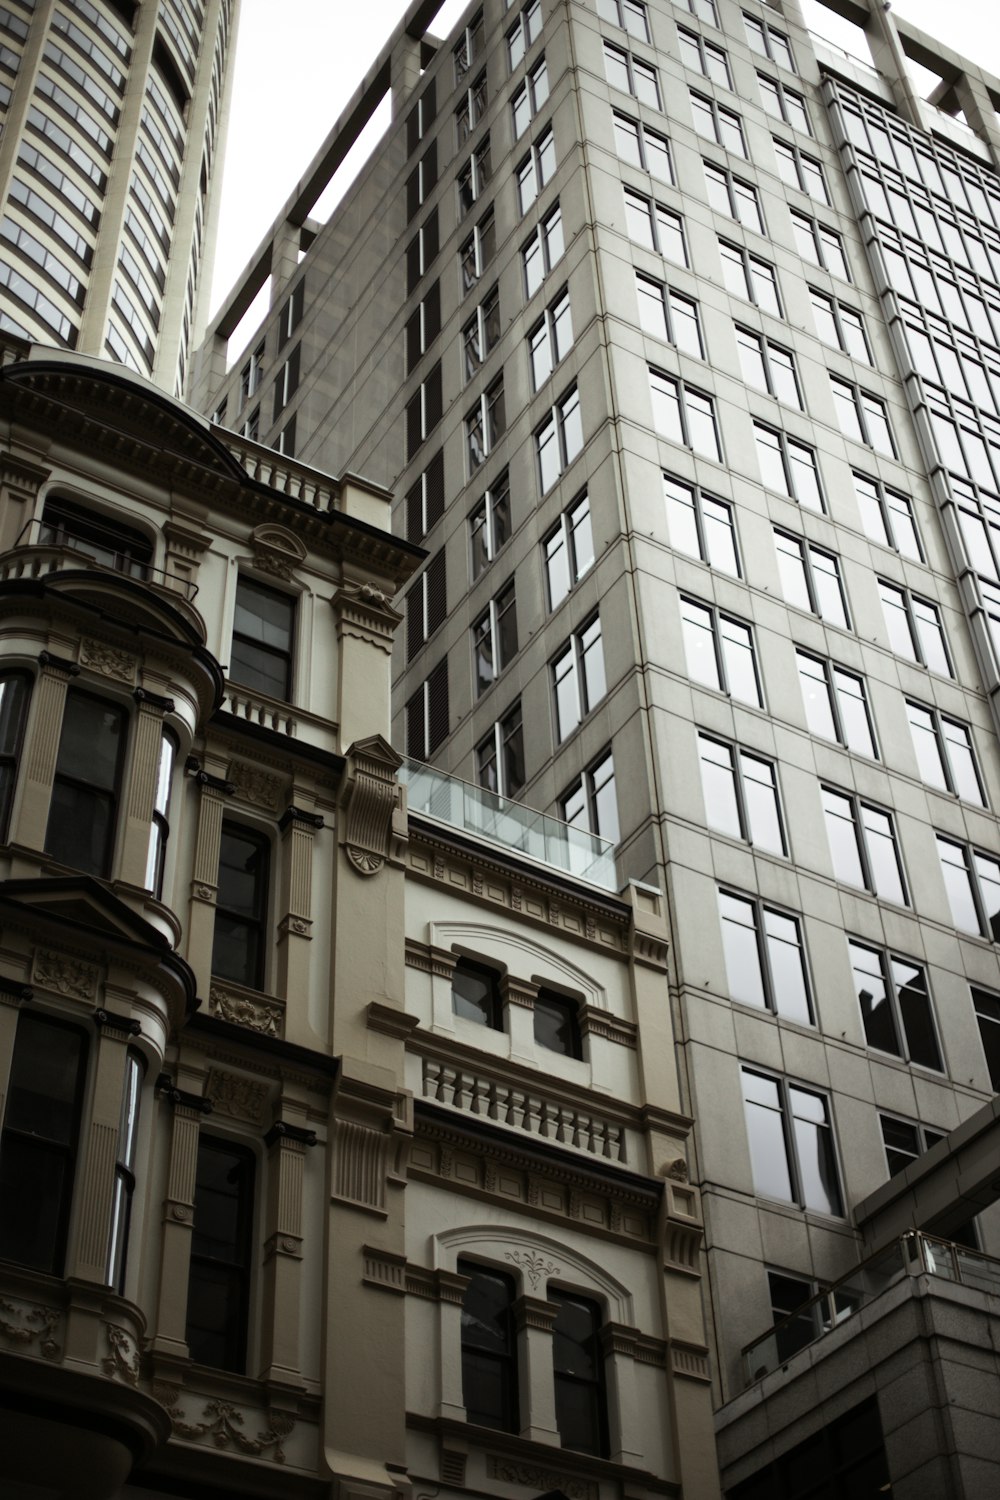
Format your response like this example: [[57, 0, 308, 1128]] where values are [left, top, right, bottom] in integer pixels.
[[743, 1230, 1000, 1384], [400, 758, 618, 892]]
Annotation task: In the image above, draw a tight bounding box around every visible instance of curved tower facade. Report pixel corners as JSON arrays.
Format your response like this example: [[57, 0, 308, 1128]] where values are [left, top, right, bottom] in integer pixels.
[[0, 0, 239, 394]]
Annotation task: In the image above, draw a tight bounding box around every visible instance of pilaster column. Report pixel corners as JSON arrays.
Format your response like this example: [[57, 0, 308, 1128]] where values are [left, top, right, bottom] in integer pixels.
[[437, 1268, 472, 1421], [14, 651, 79, 851], [600, 1323, 645, 1467], [150, 1082, 212, 1357], [67, 1008, 141, 1284], [501, 976, 539, 1066], [0, 453, 48, 552], [331, 581, 402, 750], [257, 1113, 317, 1385], [514, 1294, 560, 1445], [275, 804, 323, 1001], [187, 765, 234, 993], [119, 689, 174, 889]]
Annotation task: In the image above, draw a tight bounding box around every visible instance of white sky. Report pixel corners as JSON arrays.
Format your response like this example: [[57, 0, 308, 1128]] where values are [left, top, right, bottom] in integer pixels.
[[209, 0, 996, 319]]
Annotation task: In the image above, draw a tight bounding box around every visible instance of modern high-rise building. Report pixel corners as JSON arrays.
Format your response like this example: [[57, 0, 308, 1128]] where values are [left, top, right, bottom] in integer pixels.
[[0, 0, 239, 393], [192, 0, 1000, 1493]]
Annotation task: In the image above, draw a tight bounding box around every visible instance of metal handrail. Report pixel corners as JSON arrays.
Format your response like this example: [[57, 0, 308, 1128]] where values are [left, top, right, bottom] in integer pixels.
[[10, 517, 198, 601]]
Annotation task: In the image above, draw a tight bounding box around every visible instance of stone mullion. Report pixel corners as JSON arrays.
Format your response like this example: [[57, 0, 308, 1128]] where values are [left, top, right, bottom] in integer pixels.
[[118, 697, 170, 888], [599, 1323, 645, 1467], [15, 658, 76, 852], [188, 778, 230, 993], [514, 1294, 560, 1445], [502, 975, 538, 1067], [67, 1016, 135, 1283], [150, 1090, 210, 1358], [258, 1118, 315, 1384], [436, 1269, 471, 1421], [275, 807, 321, 1000]]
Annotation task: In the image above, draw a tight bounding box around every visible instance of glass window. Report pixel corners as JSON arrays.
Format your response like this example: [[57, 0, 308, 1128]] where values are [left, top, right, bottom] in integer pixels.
[[648, 369, 721, 461], [681, 599, 761, 705], [553, 616, 606, 741], [470, 472, 511, 577], [700, 737, 785, 855], [544, 494, 594, 609], [550, 1290, 608, 1456], [663, 474, 739, 575], [852, 472, 921, 560], [107, 1048, 144, 1291], [536, 385, 583, 491], [144, 727, 177, 896], [477, 702, 525, 797], [774, 531, 848, 627], [972, 986, 1000, 1089], [718, 239, 781, 315], [473, 580, 518, 694], [211, 823, 270, 990], [797, 651, 877, 759], [936, 835, 1000, 940], [522, 202, 564, 298], [534, 989, 582, 1057], [452, 957, 503, 1028], [560, 748, 619, 844], [613, 112, 672, 181], [0, 671, 30, 836], [0, 1011, 87, 1274], [230, 577, 294, 700], [754, 423, 823, 510], [906, 702, 984, 804], [822, 787, 907, 905], [529, 286, 573, 388], [46, 690, 125, 877], [719, 891, 811, 1023], [849, 940, 942, 1069], [185, 1136, 255, 1373], [737, 328, 801, 407], [460, 1261, 518, 1430], [878, 581, 951, 675], [742, 1070, 842, 1215]]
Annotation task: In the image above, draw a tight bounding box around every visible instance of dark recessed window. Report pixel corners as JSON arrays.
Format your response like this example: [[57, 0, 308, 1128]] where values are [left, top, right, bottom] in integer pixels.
[[212, 823, 270, 990], [451, 957, 502, 1029], [459, 1260, 519, 1431], [230, 576, 295, 700], [0, 1011, 87, 1274], [45, 689, 126, 877], [0, 671, 31, 837], [185, 1135, 255, 1372], [40, 495, 152, 578], [144, 727, 177, 897], [107, 1048, 144, 1292], [549, 1290, 608, 1456], [534, 989, 582, 1057]]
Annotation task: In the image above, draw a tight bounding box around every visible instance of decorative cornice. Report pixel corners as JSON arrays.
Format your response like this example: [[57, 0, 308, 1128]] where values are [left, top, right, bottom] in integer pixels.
[[155, 1075, 213, 1114], [513, 1293, 560, 1332], [366, 1000, 421, 1040], [331, 578, 403, 654], [133, 687, 176, 714], [264, 1121, 318, 1149], [37, 649, 80, 677], [362, 1246, 408, 1294], [668, 1339, 711, 1383], [93, 1007, 142, 1037], [278, 804, 325, 832], [79, 636, 137, 684], [579, 1006, 638, 1048], [501, 975, 539, 1010], [33, 948, 97, 999], [404, 938, 457, 978], [0, 453, 49, 496], [0, 977, 32, 1007], [206, 1067, 270, 1125], [405, 1265, 469, 1303], [228, 759, 283, 811]]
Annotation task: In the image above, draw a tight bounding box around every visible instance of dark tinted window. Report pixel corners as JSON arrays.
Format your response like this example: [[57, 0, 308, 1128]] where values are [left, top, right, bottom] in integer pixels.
[[212, 823, 269, 989], [46, 690, 125, 876], [186, 1136, 255, 1372], [459, 1260, 518, 1431], [550, 1290, 608, 1456], [230, 577, 294, 700], [452, 957, 502, 1028]]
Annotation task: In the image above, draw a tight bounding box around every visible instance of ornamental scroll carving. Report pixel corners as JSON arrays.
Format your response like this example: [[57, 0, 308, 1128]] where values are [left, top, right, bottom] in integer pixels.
[[208, 984, 284, 1037], [504, 1249, 560, 1290], [339, 736, 402, 877], [206, 1068, 269, 1125], [102, 1323, 140, 1385], [250, 523, 306, 583], [332, 578, 403, 655], [33, 949, 97, 999], [80, 637, 137, 684], [0, 1297, 60, 1359], [153, 1386, 294, 1463], [485, 1457, 597, 1500], [227, 760, 282, 810]]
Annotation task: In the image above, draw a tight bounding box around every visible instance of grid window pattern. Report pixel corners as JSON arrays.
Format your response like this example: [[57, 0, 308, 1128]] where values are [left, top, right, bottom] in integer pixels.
[[457, 73, 488, 144], [406, 450, 445, 544], [773, 139, 829, 203], [604, 43, 661, 109], [406, 550, 447, 661], [477, 701, 525, 796], [614, 113, 673, 182], [881, 1116, 944, 1177], [972, 987, 1000, 1089], [719, 892, 811, 1022], [461, 209, 495, 293], [597, 0, 649, 41], [463, 284, 500, 379], [458, 136, 492, 213], [703, 160, 764, 235], [648, 369, 722, 461], [408, 209, 440, 293], [664, 474, 739, 575], [553, 617, 606, 741], [742, 1070, 842, 1216], [754, 422, 824, 510], [906, 702, 985, 804], [719, 240, 781, 315], [849, 941, 943, 1069], [936, 835, 1000, 940], [508, 1, 542, 71], [775, 532, 849, 628], [467, 378, 506, 470], [406, 660, 449, 761], [852, 472, 922, 559], [700, 736, 786, 855], [790, 210, 850, 280], [406, 283, 441, 374], [743, 12, 795, 71], [517, 125, 556, 215], [545, 494, 594, 609], [737, 328, 801, 406], [822, 787, 907, 905], [878, 581, 951, 675], [474, 580, 518, 695], [636, 275, 702, 357], [625, 188, 686, 264], [471, 472, 511, 577], [523, 202, 564, 297], [798, 651, 877, 758], [758, 74, 810, 135], [230, 577, 294, 700], [529, 286, 573, 387], [954, 479, 1000, 586], [690, 91, 747, 157], [681, 598, 762, 705], [677, 27, 731, 88], [536, 385, 583, 490], [830, 376, 896, 457], [561, 749, 619, 844], [512, 56, 549, 137]]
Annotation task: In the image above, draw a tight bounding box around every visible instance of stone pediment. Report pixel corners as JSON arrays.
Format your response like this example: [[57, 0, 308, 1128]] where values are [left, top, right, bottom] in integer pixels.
[[0, 875, 173, 952]]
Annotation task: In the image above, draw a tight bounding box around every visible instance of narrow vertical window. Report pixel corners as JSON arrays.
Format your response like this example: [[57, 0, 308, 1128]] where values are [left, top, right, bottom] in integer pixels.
[[107, 1048, 144, 1291], [186, 1136, 255, 1372], [46, 690, 126, 877], [230, 577, 295, 700], [212, 823, 270, 989], [0, 671, 30, 836], [145, 727, 177, 895], [459, 1261, 518, 1431], [550, 1290, 608, 1456]]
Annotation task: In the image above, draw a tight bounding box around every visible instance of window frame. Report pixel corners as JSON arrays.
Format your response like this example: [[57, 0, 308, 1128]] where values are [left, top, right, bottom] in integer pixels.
[[185, 1133, 256, 1374], [511, 55, 549, 138], [680, 596, 762, 706], [689, 90, 747, 157], [613, 111, 673, 182], [0, 669, 31, 838], [773, 138, 829, 203], [743, 11, 795, 70], [774, 529, 850, 628], [718, 238, 781, 315], [544, 492, 594, 609], [757, 72, 811, 135], [516, 123, 556, 216], [452, 957, 504, 1030], [597, 0, 650, 42], [470, 471, 512, 578], [229, 574, 296, 702], [460, 207, 495, 294], [559, 747, 619, 844], [507, 0, 542, 72], [849, 938, 943, 1070], [456, 70, 488, 145], [877, 580, 951, 675], [528, 283, 573, 388], [797, 650, 878, 759], [522, 200, 564, 299], [753, 420, 824, 510], [880, 1113, 945, 1178], [936, 833, 1000, 941], [473, 577, 518, 695], [822, 785, 908, 905], [549, 1288, 609, 1457], [45, 687, 127, 879], [971, 986, 1000, 1089], [624, 186, 687, 265], [741, 1068, 843, 1216], [462, 282, 500, 380], [458, 135, 492, 215], [466, 376, 506, 471], [703, 158, 764, 233], [700, 735, 787, 855], [648, 366, 722, 462], [829, 374, 897, 458], [905, 700, 985, 805], [718, 889, 812, 1023], [535, 383, 583, 492], [211, 821, 271, 991], [459, 1259, 519, 1431], [852, 471, 922, 559], [789, 208, 850, 281], [603, 41, 661, 108], [477, 701, 525, 797], [736, 325, 802, 407], [663, 473, 739, 575], [677, 25, 731, 88], [552, 614, 606, 742]]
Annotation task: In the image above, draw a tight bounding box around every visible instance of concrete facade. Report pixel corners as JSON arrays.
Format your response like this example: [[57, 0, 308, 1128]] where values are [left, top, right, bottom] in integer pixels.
[[191, 0, 1000, 1492], [0, 0, 239, 393]]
